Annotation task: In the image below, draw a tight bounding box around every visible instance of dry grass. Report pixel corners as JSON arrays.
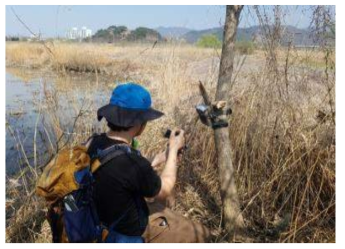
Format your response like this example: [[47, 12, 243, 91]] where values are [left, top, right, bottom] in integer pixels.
[[6, 41, 217, 76], [6, 41, 335, 243]]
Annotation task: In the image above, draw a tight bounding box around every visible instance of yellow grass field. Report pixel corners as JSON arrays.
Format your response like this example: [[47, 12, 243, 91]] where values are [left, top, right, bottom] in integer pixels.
[[6, 41, 335, 242]]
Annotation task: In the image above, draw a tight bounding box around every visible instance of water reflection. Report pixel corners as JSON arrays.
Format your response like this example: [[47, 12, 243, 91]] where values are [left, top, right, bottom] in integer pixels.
[[6, 68, 112, 175]]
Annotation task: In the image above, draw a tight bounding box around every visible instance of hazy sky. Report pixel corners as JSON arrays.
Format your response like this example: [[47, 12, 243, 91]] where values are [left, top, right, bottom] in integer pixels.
[[5, 5, 329, 38]]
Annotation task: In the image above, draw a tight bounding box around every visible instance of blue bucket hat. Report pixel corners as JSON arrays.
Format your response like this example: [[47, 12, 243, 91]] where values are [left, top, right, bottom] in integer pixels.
[[97, 83, 164, 127]]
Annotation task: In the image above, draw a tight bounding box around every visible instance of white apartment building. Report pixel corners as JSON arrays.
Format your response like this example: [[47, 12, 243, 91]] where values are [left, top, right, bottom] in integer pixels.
[[66, 27, 92, 40]]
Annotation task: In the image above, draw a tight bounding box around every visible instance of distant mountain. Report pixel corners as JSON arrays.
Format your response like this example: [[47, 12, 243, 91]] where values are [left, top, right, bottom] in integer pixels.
[[92, 24, 333, 47], [180, 25, 333, 47], [155, 26, 191, 39]]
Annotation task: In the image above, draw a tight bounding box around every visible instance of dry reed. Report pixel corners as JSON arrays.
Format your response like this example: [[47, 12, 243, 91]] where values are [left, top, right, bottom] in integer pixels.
[[6, 39, 335, 243]]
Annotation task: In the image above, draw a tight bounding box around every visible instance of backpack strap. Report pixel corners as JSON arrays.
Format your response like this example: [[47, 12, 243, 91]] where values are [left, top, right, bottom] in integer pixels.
[[90, 143, 146, 236], [83, 133, 99, 149], [91, 144, 139, 173], [97, 144, 130, 165], [90, 145, 123, 173]]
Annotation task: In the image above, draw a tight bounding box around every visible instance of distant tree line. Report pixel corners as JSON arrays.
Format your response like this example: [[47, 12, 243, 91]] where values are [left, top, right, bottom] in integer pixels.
[[92, 25, 162, 43], [6, 36, 20, 41]]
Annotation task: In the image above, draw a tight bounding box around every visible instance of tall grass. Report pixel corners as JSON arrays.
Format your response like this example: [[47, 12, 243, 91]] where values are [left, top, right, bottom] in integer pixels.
[[5, 41, 335, 242], [6, 42, 217, 75]]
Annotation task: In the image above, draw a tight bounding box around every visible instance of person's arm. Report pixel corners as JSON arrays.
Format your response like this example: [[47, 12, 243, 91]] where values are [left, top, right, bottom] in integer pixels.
[[155, 129, 185, 200], [151, 148, 169, 170]]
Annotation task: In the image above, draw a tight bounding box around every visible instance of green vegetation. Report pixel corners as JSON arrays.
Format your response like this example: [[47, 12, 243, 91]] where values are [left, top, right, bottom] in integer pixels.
[[196, 34, 222, 49], [235, 40, 256, 55], [127, 27, 162, 41], [6, 36, 20, 41], [92, 25, 128, 42], [108, 25, 128, 35], [183, 28, 223, 43], [196, 35, 255, 55], [93, 25, 161, 42]]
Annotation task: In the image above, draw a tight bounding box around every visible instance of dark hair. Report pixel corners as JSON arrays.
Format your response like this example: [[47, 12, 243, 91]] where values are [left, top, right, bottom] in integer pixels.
[[107, 122, 132, 132]]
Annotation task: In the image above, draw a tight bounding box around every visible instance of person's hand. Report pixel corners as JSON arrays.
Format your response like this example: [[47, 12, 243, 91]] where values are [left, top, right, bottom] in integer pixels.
[[168, 128, 185, 153], [151, 150, 167, 169]]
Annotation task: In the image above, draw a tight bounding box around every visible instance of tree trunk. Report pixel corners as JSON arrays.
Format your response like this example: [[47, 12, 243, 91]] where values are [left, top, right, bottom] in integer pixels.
[[215, 5, 245, 239]]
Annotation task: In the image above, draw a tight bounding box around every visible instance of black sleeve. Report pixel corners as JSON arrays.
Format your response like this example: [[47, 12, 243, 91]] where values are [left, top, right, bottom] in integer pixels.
[[129, 155, 162, 198]]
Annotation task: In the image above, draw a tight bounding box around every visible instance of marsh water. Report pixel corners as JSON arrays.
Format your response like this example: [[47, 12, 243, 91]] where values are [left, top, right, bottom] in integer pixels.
[[6, 68, 112, 175]]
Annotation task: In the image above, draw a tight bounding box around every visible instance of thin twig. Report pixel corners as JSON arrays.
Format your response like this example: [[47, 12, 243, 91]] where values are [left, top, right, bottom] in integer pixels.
[[10, 6, 55, 57]]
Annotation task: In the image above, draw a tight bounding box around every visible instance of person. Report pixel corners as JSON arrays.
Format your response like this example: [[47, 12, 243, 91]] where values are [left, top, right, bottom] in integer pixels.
[[87, 82, 210, 243]]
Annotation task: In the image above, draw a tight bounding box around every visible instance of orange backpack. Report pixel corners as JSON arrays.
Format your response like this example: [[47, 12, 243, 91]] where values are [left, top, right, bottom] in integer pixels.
[[36, 144, 141, 242]]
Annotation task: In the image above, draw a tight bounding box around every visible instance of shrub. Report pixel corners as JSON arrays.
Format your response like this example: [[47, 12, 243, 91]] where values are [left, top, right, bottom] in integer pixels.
[[235, 40, 256, 55], [196, 34, 222, 49]]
